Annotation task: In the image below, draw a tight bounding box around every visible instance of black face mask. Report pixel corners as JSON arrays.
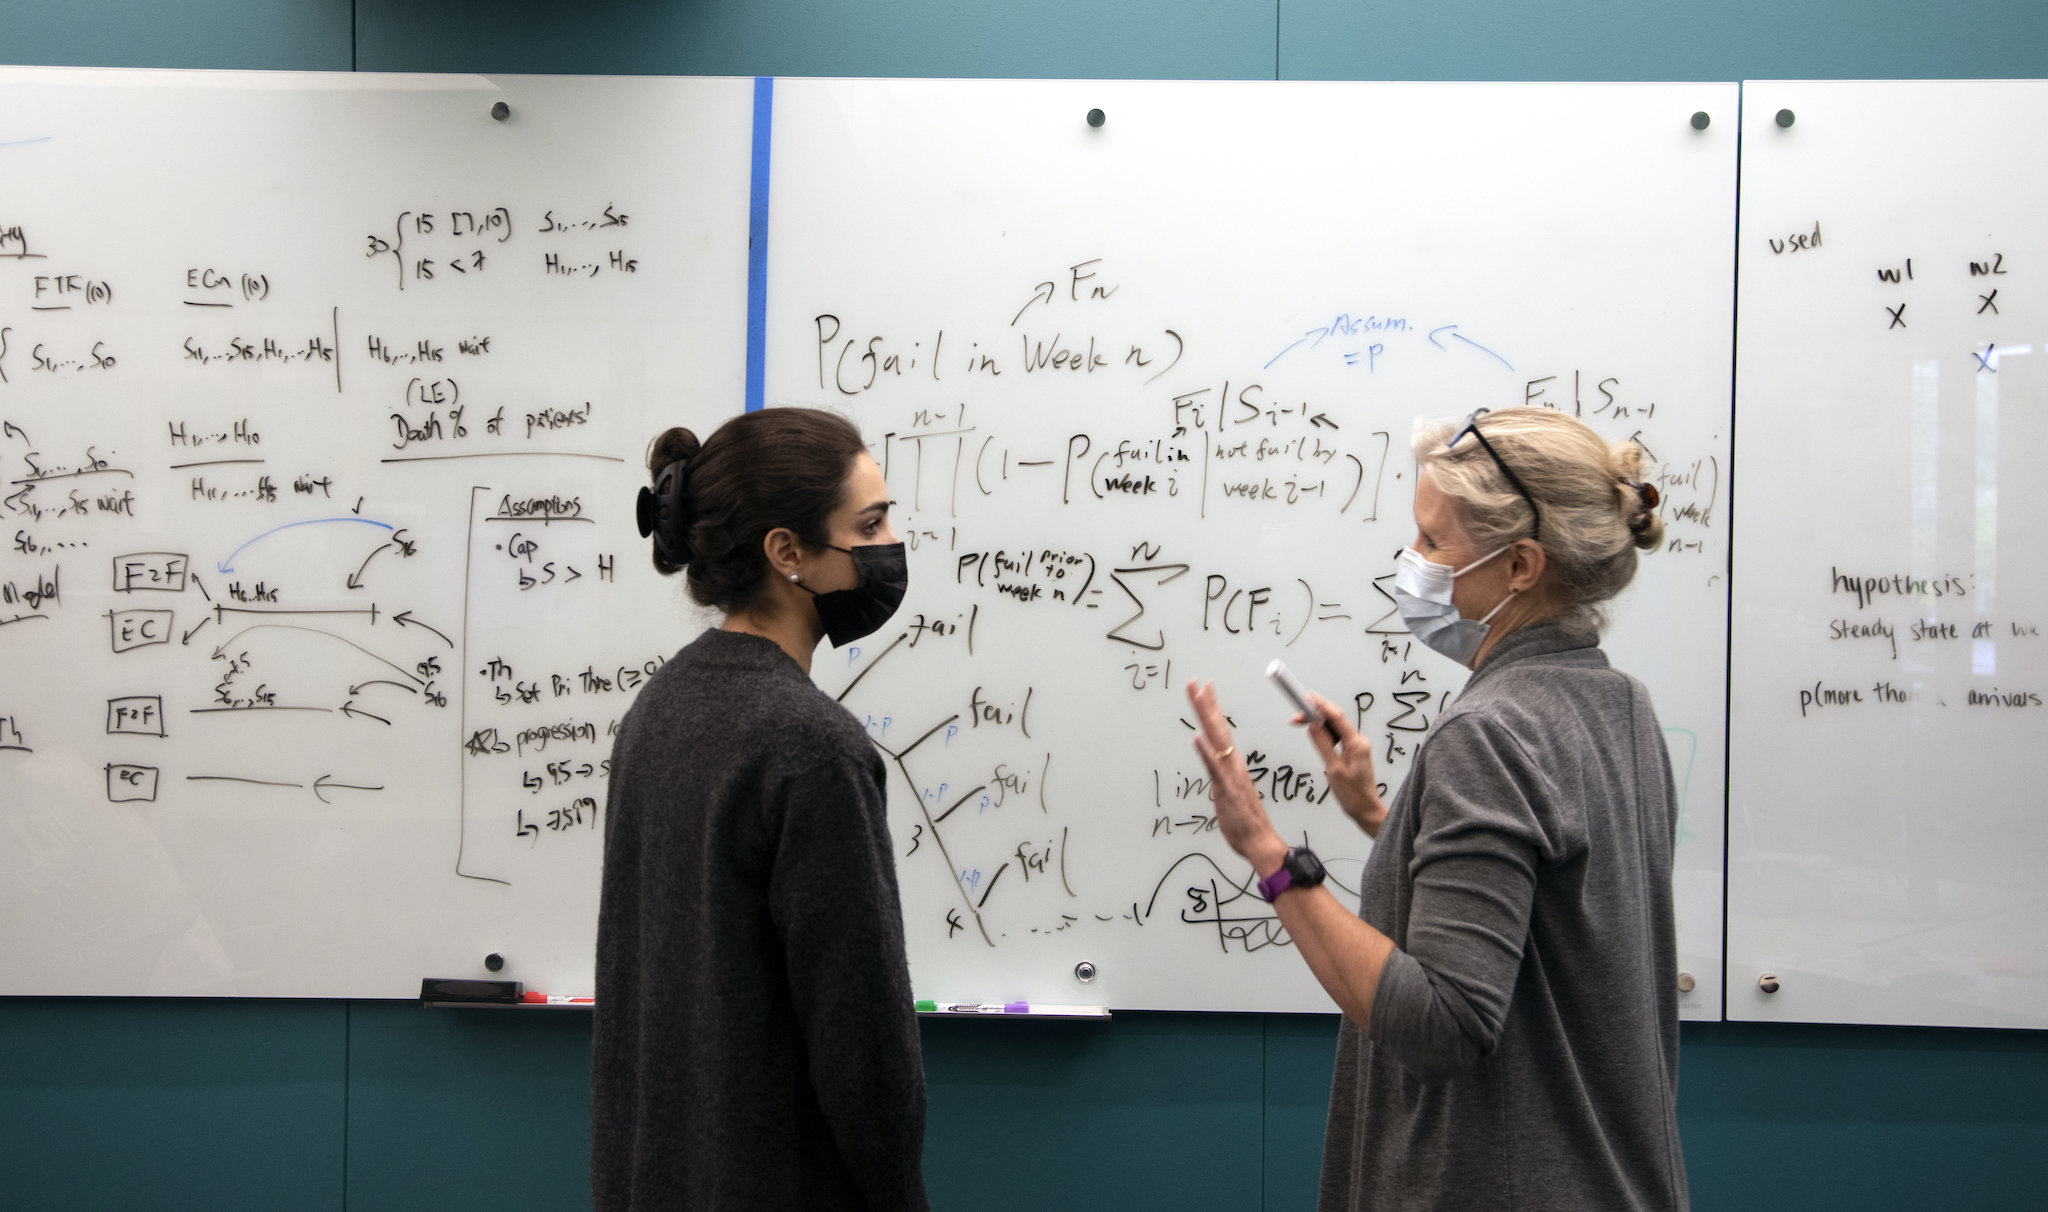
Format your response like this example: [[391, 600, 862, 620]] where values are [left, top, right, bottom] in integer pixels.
[[798, 542, 908, 647]]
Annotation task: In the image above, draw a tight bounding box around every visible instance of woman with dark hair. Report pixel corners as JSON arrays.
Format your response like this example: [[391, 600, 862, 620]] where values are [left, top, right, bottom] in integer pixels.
[[592, 407, 928, 1212]]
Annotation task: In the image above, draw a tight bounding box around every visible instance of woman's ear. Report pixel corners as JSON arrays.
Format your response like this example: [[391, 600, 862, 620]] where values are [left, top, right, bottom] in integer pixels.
[[1509, 538, 1548, 593], [761, 527, 805, 581]]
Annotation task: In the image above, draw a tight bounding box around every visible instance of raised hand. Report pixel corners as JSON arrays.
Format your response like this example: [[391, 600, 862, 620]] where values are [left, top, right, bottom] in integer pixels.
[[1296, 691, 1388, 839], [1185, 679, 1288, 875]]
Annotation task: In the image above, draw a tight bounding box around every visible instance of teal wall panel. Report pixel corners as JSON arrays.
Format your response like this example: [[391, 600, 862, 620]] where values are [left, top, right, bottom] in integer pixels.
[[1264, 1014, 1341, 1210], [354, 0, 1279, 80], [1677, 1022, 2048, 1211], [0, 0, 351, 70], [921, 1013, 1265, 1208], [339, 1006, 1271, 1212], [345, 1002, 594, 1212], [0, 997, 345, 1212], [7, 1000, 2048, 1210], [1278, 0, 2048, 81]]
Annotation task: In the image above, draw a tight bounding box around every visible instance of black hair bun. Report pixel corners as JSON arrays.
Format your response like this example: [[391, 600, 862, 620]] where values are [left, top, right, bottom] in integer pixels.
[[640, 458, 695, 571], [642, 426, 702, 576]]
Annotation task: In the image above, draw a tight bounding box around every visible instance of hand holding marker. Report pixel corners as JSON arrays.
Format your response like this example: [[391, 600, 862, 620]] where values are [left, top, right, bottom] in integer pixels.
[[1267, 659, 1341, 746], [1268, 659, 1390, 839]]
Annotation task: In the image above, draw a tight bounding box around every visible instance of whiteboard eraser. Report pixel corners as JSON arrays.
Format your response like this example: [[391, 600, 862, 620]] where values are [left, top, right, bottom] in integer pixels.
[[420, 977, 523, 1005]]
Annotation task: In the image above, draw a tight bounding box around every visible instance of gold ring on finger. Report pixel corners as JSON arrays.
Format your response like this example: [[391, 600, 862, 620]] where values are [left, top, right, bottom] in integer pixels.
[[1215, 746, 1235, 759]]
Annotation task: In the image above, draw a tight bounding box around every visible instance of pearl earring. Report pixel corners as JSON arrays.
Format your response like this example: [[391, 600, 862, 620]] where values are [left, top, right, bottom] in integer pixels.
[[788, 572, 800, 582]]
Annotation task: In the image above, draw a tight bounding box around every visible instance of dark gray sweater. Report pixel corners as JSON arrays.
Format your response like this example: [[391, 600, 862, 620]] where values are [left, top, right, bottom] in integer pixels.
[[592, 627, 928, 1212], [1320, 623, 1689, 1211]]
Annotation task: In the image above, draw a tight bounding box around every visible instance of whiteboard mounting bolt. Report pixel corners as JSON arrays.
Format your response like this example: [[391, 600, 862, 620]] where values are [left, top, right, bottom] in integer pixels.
[[1086, 108, 1105, 129], [1758, 973, 1780, 994], [484, 952, 505, 972], [1690, 111, 1710, 131], [1074, 961, 1097, 983], [1774, 108, 1795, 129], [491, 101, 511, 122]]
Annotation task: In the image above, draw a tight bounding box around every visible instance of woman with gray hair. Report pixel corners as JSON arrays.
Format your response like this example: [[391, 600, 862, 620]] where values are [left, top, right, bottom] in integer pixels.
[[1187, 406, 1689, 1210]]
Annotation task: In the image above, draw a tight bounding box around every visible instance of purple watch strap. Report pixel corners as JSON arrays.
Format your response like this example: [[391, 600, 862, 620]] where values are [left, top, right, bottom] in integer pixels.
[[1257, 862, 1294, 902]]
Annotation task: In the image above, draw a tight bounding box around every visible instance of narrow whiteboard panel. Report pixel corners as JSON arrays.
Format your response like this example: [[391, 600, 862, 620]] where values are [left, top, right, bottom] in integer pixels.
[[765, 80, 1733, 1014], [0, 69, 754, 998], [1731, 81, 2048, 1027]]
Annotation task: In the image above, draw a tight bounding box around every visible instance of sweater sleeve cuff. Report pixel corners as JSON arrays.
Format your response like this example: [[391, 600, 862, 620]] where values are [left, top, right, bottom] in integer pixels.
[[1367, 947, 1478, 1082]]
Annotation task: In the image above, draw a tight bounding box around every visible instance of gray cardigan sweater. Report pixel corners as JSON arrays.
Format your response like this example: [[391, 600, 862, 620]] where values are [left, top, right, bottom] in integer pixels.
[[1320, 622, 1689, 1211], [592, 628, 928, 1212]]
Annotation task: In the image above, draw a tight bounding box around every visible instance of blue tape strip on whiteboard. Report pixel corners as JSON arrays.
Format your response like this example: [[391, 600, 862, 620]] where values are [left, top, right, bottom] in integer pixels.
[[745, 76, 774, 412]]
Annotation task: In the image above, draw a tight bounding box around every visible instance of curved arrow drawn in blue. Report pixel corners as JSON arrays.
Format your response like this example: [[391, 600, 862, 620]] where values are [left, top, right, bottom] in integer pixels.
[[218, 517, 394, 573], [1427, 324, 1514, 372]]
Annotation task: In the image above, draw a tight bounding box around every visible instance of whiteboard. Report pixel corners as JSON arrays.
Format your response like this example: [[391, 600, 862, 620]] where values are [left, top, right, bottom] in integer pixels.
[[0, 71, 1730, 1011], [1729, 81, 2048, 1028], [763, 80, 1733, 1013], [0, 68, 755, 998]]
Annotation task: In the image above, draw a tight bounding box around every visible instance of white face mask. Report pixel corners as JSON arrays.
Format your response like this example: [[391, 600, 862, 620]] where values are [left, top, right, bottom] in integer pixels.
[[1392, 545, 1517, 666]]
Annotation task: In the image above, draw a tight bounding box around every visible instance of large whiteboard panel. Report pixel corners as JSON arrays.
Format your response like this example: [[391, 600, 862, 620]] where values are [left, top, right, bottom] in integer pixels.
[[1730, 81, 2048, 1028], [0, 69, 755, 998], [765, 80, 1733, 1014]]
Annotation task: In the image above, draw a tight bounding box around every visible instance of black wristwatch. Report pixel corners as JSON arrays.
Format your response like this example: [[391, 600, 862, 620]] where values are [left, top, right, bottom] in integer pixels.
[[1256, 846, 1327, 902]]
